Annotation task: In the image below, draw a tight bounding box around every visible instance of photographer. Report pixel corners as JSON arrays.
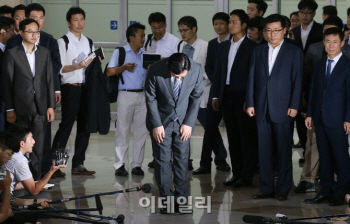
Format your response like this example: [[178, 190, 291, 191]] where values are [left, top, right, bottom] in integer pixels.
[[2, 124, 67, 199]]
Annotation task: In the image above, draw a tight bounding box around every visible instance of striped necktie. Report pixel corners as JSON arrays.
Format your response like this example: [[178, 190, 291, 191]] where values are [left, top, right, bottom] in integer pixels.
[[172, 77, 181, 121]]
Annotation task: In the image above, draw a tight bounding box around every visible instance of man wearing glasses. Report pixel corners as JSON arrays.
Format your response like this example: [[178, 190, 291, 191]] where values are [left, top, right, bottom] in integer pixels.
[[144, 12, 179, 58], [246, 14, 303, 201], [2, 19, 55, 181]]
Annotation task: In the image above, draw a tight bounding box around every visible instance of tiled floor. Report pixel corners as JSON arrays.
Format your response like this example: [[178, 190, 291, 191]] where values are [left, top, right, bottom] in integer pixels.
[[36, 119, 348, 224]]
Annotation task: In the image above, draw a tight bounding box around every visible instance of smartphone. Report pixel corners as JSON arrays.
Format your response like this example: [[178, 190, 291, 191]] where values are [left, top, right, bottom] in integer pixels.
[[0, 171, 7, 180]]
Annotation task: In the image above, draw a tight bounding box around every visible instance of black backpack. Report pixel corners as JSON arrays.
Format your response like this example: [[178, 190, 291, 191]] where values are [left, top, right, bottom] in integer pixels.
[[61, 35, 93, 53], [104, 47, 125, 103], [145, 33, 183, 53]]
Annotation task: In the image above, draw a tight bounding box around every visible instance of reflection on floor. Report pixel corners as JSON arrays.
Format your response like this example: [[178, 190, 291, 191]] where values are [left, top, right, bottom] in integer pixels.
[[37, 120, 346, 224]]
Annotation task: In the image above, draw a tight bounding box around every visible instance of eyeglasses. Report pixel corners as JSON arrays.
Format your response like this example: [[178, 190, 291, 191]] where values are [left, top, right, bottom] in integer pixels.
[[264, 29, 283, 35], [298, 11, 314, 16], [177, 29, 190, 34], [24, 30, 40, 35]]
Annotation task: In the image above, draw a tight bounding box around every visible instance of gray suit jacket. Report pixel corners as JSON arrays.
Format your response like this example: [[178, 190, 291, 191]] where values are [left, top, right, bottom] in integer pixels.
[[3, 44, 55, 116], [144, 58, 204, 131]]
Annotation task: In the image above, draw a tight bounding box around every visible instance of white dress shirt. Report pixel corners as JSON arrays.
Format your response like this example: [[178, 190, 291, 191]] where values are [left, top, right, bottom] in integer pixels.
[[301, 20, 314, 49], [268, 40, 284, 75], [57, 30, 94, 84], [226, 36, 245, 84], [0, 42, 5, 52], [143, 32, 179, 58], [326, 52, 342, 74]]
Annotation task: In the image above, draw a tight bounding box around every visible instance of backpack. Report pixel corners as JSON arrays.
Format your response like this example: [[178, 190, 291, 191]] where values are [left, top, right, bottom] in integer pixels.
[[177, 40, 184, 53], [61, 35, 93, 53], [104, 47, 126, 103]]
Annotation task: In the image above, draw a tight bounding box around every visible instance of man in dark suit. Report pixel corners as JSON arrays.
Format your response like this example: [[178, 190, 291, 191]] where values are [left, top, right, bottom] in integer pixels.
[[291, 0, 322, 158], [304, 28, 350, 206], [0, 17, 15, 131], [5, 3, 63, 178], [3, 19, 55, 181], [145, 53, 203, 213], [212, 9, 258, 188], [246, 14, 303, 201]]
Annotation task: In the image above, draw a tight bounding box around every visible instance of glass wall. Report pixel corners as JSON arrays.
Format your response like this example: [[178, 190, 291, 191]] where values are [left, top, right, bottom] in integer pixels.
[[281, 0, 328, 24], [337, 0, 350, 24], [172, 0, 215, 42], [229, 0, 273, 17]]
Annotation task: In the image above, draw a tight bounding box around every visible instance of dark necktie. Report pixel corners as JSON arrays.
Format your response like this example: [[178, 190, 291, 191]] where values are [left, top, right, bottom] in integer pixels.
[[172, 78, 181, 121]]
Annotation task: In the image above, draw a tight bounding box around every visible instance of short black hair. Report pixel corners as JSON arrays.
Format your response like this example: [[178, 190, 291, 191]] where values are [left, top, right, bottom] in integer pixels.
[[323, 16, 343, 30], [212, 12, 229, 25], [290, 11, 299, 19], [0, 5, 13, 17], [0, 131, 20, 153], [283, 15, 291, 28], [126, 22, 145, 42], [248, 0, 268, 16], [263, 14, 286, 29], [324, 27, 344, 41], [298, 0, 318, 12], [230, 9, 249, 27], [11, 4, 26, 18], [25, 3, 45, 18], [0, 16, 15, 31], [168, 53, 191, 75], [248, 16, 264, 31], [66, 7, 85, 22], [148, 12, 166, 25], [7, 123, 32, 145], [19, 19, 39, 32], [178, 16, 197, 32], [323, 5, 337, 17]]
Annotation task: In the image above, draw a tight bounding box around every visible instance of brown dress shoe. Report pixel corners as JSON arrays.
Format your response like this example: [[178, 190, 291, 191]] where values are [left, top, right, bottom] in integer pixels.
[[253, 192, 275, 199], [71, 165, 96, 175], [54, 169, 66, 177]]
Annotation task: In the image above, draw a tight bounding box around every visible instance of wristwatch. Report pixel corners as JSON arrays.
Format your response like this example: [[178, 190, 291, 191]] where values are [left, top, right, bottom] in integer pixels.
[[33, 199, 37, 204]]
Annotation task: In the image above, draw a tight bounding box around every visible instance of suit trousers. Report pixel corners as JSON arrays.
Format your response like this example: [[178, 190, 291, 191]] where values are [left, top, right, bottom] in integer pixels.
[[221, 88, 258, 181], [197, 106, 228, 169], [17, 102, 47, 181], [315, 120, 350, 197], [295, 112, 307, 149], [41, 121, 52, 176], [52, 85, 90, 169], [257, 117, 293, 196], [152, 121, 190, 199], [300, 121, 319, 183], [114, 91, 147, 170]]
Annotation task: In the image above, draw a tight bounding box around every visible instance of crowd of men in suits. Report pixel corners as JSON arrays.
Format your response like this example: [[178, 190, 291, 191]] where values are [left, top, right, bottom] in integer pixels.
[[0, 0, 348, 221]]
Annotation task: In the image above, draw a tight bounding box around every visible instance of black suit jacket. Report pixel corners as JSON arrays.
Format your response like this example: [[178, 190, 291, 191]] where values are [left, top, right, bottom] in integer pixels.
[[291, 22, 323, 55], [6, 31, 62, 91], [212, 37, 258, 104], [3, 45, 55, 116], [307, 55, 350, 128], [246, 41, 304, 123], [0, 50, 4, 103]]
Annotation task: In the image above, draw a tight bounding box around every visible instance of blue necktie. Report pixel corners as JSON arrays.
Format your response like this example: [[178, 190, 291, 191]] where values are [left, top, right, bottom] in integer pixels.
[[172, 78, 181, 121], [326, 59, 334, 78]]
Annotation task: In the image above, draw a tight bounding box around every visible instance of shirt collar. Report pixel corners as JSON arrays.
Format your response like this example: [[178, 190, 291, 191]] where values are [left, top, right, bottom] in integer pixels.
[[124, 43, 145, 55], [185, 38, 198, 49], [268, 40, 284, 50], [217, 34, 230, 43], [230, 35, 245, 44], [21, 41, 37, 54], [152, 32, 169, 41], [66, 30, 85, 41], [301, 20, 314, 31], [328, 52, 342, 63], [0, 42, 5, 52]]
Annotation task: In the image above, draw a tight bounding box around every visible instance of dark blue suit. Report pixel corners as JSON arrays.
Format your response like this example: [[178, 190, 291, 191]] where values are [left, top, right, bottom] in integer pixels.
[[307, 55, 350, 197], [212, 37, 259, 181], [6, 31, 62, 177], [0, 49, 5, 131], [246, 41, 303, 196]]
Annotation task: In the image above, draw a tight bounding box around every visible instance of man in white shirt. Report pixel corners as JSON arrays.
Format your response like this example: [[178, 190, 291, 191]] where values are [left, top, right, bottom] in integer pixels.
[[52, 7, 96, 175], [144, 12, 179, 58]]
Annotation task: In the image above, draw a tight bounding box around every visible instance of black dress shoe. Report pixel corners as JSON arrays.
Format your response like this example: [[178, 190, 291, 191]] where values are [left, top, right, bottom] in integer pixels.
[[223, 176, 240, 186], [233, 178, 252, 188], [329, 197, 345, 206], [131, 167, 144, 175], [188, 159, 193, 170], [192, 167, 211, 175], [115, 165, 128, 176], [276, 194, 288, 201], [253, 192, 275, 199], [216, 164, 231, 172], [148, 160, 155, 168], [304, 194, 330, 204]]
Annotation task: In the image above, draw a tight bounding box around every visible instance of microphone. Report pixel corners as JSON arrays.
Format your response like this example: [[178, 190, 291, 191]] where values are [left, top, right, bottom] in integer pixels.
[[116, 214, 125, 224], [243, 215, 273, 224], [95, 194, 103, 215], [140, 183, 156, 193]]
